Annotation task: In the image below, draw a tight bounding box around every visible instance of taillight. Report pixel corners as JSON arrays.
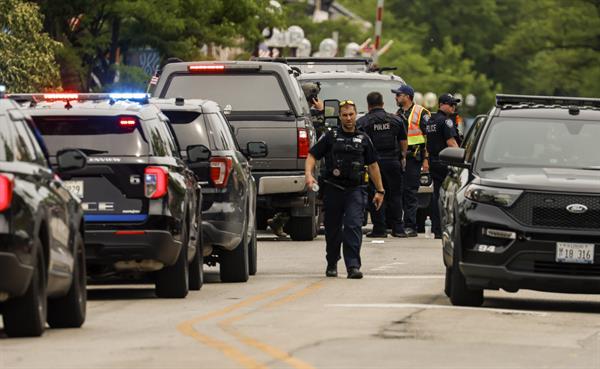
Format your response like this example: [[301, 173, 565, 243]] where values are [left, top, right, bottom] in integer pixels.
[[209, 157, 233, 188], [119, 117, 136, 126], [188, 65, 226, 73], [297, 128, 310, 158], [0, 175, 14, 212], [144, 167, 168, 199]]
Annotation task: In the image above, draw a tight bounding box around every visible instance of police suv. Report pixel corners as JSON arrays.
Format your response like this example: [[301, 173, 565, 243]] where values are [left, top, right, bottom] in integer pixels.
[[440, 94, 600, 306], [13, 93, 203, 298]]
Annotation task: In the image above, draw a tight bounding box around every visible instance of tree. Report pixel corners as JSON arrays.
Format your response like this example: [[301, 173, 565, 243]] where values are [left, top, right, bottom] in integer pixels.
[[0, 0, 61, 92]]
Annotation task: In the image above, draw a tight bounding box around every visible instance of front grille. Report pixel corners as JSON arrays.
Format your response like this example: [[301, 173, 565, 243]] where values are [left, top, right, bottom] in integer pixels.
[[534, 261, 600, 276], [505, 192, 600, 230]]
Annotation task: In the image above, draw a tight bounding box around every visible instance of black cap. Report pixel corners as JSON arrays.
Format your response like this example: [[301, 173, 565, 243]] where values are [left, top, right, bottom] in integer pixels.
[[438, 93, 461, 105]]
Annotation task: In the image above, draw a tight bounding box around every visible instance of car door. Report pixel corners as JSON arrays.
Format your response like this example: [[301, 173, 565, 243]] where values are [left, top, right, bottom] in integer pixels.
[[13, 117, 74, 289]]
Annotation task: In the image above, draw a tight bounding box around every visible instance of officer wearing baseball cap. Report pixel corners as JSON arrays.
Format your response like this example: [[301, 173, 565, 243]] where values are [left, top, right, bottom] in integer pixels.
[[425, 93, 460, 239], [392, 84, 431, 237]]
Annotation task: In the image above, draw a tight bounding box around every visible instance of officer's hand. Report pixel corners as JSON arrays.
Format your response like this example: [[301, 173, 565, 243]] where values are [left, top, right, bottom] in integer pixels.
[[305, 173, 317, 189], [401, 157, 407, 172], [373, 193, 384, 211], [422, 159, 430, 173], [312, 98, 324, 112]]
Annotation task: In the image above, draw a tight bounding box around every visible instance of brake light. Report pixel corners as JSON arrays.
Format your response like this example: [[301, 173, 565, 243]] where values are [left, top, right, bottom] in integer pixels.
[[144, 167, 168, 199], [209, 157, 233, 188], [43, 93, 79, 101], [115, 230, 146, 235], [0, 175, 14, 212], [297, 128, 310, 158], [119, 117, 137, 126], [188, 65, 226, 73]]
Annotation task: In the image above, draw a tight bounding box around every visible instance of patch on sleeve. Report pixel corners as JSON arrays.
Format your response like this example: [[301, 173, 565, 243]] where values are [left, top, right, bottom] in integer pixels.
[[445, 119, 454, 128], [422, 114, 430, 122]]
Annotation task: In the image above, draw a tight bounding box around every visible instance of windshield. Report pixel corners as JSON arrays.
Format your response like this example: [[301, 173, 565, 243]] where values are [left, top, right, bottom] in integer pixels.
[[301, 78, 401, 115], [161, 74, 291, 112], [33, 116, 149, 156], [479, 118, 600, 170]]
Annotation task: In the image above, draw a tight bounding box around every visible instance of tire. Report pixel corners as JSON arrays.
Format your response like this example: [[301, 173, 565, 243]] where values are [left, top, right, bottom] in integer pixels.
[[248, 227, 257, 276], [156, 226, 189, 298], [449, 253, 483, 307], [220, 233, 249, 283], [3, 240, 47, 337], [188, 233, 204, 291], [288, 216, 317, 241], [48, 233, 87, 328]]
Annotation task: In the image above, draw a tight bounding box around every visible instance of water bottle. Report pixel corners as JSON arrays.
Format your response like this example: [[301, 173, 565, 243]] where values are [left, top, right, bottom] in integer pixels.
[[424, 216, 432, 239]]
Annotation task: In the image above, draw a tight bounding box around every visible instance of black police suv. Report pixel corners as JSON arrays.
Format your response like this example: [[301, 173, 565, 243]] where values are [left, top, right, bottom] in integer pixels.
[[152, 98, 267, 282], [150, 61, 319, 241], [439, 94, 600, 306], [16, 94, 203, 298], [0, 99, 86, 337]]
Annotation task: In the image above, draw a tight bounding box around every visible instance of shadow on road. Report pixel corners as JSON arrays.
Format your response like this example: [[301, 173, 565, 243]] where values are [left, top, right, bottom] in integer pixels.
[[484, 296, 600, 314], [87, 287, 157, 300]]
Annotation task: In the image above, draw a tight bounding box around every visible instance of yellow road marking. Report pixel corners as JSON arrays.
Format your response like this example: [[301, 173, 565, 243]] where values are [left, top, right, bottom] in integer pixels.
[[219, 281, 325, 369], [177, 281, 299, 369]]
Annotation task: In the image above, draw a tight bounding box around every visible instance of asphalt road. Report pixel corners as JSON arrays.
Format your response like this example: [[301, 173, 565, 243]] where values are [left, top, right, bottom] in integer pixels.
[[2, 232, 600, 369]]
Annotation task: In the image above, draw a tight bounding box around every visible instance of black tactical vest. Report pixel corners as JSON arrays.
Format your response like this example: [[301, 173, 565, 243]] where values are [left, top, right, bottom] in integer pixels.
[[364, 113, 400, 158], [325, 130, 366, 187]]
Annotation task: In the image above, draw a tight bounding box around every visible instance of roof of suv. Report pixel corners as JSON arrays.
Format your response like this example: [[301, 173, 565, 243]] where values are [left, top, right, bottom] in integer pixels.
[[150, 98, 221, 114], [20, 100, 161, 120], [493, 94, 600, 120], [297, 70, 405, 83]]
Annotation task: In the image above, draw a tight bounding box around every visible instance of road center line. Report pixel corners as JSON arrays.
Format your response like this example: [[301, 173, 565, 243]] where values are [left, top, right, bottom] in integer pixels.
[[219, 281, 325, 369], [325, 303, 549, 316], [177, 281, 299, 369]]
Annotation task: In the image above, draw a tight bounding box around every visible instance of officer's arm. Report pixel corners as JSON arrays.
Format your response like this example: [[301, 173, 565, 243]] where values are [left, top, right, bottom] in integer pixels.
[[304, 154, 318, 187], [400, 139, 408, 158], [446, 137, 459, 148], [367, 163, 384, 192]]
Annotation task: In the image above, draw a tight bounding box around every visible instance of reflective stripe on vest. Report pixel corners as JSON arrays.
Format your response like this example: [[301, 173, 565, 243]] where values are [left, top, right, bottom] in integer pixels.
[[407, 104, 426, 146]]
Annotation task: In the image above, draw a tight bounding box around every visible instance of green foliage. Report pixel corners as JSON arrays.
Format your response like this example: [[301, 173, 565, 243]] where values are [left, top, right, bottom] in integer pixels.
[[0, 0, 62, 92]]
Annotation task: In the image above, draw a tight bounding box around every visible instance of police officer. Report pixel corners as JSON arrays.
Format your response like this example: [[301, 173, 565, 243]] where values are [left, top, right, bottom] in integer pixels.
[[392, 84, 430, 237], [305, 100, 384, 279], [357, 92, 408, 238], [426, 93, 460, 239]]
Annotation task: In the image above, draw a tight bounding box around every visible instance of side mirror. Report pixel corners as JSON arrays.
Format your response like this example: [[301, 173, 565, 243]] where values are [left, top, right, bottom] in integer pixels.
[[324, 117, 339, 128], [439, 147, 469, 168], [56, 149, 87, 171], [246, 141, 268, 158], [323, 99, 340, 118], [187, 144, 211, 163]]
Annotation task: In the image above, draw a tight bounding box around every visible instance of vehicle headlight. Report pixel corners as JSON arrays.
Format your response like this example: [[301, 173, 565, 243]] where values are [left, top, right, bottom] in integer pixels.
[[464, 184, 522, 207]]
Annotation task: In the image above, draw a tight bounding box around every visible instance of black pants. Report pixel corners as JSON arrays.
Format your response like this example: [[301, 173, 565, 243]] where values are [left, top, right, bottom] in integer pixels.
[[402, 156, 422, 231], [430, 161, 448, 236], [368, 159, 404, 233], [323, 184, 367, 270]]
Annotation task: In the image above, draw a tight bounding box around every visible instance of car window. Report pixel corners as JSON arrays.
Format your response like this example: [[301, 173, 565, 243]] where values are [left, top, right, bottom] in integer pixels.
[[0, 115, 13, 161], [162, 74, 291, 112], [162, 110, 210, 151], [206, 113, 236, 151], [13, 119, 38, 163], [144, 117, 174, 157], [33, 116, 149, 157], [463, 116, 486, 162]]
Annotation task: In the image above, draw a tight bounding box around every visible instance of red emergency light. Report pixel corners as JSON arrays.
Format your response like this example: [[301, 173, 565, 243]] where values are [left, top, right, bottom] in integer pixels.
[[43, 93, 80, 101], [188, 65, 226, 73]]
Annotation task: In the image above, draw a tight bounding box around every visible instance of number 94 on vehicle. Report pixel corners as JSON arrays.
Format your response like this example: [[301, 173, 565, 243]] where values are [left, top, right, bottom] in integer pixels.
[[556, 242, 595, 264]]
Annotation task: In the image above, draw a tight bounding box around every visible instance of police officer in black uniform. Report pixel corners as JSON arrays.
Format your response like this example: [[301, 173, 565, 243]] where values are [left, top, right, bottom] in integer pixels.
[[305, 100, 385, 279], [393, 84, 431, 237], [357, 92, 408, 238], [426, 93, 460, 239]]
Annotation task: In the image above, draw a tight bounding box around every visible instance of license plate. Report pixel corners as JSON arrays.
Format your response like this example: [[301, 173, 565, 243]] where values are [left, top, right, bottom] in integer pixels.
[[63, 180, 84, 198], [556, 242, 595, 264]]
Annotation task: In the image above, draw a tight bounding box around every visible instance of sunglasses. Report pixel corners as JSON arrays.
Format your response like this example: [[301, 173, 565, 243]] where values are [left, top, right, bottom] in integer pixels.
[[339, 100, 355, 107]]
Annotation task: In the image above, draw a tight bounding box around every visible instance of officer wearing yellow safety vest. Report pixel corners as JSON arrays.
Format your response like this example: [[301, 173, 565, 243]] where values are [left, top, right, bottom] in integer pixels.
[[392, 84, 431, 237]]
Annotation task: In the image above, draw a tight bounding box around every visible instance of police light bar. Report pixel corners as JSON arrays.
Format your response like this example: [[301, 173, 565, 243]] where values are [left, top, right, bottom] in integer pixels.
[[7, 92, 149, 105], [496, 94, 600, 108], [109, 93, 149, 100], [187, 64, 261, 73], [43, 93, 80, 100]]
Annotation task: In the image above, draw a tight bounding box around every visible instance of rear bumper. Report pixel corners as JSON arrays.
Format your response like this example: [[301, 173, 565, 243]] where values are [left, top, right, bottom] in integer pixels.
[[85, 230, 181, 266], [202, 221, 241, 251], [254, 171, 306, 195], [461, 262, 600, 294], [0, 252, 34, 297]]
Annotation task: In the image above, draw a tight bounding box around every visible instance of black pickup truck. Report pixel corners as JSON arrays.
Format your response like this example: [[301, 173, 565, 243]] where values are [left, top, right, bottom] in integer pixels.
[[150, 61, 319, 240]]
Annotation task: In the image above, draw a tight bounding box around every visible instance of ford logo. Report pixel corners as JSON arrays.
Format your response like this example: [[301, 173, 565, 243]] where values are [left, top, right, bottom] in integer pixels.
[[566, 204, 588, 214]]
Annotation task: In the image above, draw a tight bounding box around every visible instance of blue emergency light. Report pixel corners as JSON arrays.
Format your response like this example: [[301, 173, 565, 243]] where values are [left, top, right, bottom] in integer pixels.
[[109, 92, 149, 100]]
